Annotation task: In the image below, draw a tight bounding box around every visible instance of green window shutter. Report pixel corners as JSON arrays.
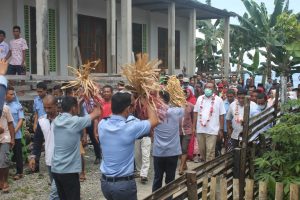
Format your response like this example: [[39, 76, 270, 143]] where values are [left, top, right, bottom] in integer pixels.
[[48, 9, 56, 72], [142, 24, 147, 53], [24, 5, 31, 72]]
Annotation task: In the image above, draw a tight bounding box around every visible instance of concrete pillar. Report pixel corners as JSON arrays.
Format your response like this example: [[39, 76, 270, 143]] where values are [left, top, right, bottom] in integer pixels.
[[168, 2, 175, 75], [107, 0, 116, 75], [36, 0, 49, 75], [12, 0, 24, 32], [57, 0, 68, 76], [187, 8, 196, 76], [121, 0, 132, 65], [223, 17, 230, 79], [68, 0, 78, 69]]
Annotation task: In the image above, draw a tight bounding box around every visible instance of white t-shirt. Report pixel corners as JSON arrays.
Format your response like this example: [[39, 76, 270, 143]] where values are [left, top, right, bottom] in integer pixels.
[[9, 38, 28, 65], [226, 101, 259, 140], [0, 41, 9, 59], [194, 94, 226, 135]]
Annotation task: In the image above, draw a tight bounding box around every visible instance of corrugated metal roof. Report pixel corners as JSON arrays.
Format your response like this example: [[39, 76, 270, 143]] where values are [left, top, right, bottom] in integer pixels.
[[132, 0, 236, 19]]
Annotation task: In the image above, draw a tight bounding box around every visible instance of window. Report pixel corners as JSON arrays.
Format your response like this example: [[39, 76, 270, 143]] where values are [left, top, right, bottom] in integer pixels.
[[157, 27, 180, 69], [132, 23, 147, 59]]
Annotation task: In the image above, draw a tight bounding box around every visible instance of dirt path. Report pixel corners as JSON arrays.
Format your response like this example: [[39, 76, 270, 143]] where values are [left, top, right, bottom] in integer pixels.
[[2, 147, 200, 200]]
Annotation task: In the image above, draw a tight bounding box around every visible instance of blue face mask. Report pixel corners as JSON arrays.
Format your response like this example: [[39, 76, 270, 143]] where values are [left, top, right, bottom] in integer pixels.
[[204, 88, 213, 97]]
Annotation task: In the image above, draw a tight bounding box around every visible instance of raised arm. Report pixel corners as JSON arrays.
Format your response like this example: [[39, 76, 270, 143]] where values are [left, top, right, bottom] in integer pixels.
[[146, 103, 159, 129]]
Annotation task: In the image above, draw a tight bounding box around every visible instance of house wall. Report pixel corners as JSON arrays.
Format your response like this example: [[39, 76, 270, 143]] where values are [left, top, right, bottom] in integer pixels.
[[0, 0, 190, 76]]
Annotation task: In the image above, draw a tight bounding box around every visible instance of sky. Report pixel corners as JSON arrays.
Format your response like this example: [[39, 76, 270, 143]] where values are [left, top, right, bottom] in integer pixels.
[[197, 0, 300, 86]]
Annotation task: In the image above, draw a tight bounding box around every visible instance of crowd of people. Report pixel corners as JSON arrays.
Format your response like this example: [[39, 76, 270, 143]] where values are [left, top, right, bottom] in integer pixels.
[[0, 26, 300, 199]]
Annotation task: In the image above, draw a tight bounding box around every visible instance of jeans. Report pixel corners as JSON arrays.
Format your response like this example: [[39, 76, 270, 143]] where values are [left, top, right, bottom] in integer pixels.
[[101, 179, 137, 200], [52, 172, 80, 200], [13, 139, 23, 174], [152, 156, 178, 193], [47, 166, 60, 200], [86, 122, 101, 159]]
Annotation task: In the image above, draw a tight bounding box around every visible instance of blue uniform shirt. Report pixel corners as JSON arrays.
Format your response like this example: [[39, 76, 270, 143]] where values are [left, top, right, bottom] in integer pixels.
[[33, 96, 46, 118], [51, 113, 91, 173], [153, 106, 184, 157], [99, 115, 151, 177], [7, 101, 24, 139]]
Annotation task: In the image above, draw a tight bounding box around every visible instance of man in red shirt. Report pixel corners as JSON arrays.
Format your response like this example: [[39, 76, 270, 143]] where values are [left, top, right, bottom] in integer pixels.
[[94, 85, 113, 143]]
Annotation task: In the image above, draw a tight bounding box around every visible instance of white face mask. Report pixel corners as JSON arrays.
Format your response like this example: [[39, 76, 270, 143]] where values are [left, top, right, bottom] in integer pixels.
[[258, 104, 267, 111]]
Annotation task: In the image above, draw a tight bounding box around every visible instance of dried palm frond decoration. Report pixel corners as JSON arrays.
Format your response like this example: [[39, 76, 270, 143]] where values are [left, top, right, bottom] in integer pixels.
[[61, 60, 103, 112], [122, 53, 167, 120], [165, 75, 187, 107]]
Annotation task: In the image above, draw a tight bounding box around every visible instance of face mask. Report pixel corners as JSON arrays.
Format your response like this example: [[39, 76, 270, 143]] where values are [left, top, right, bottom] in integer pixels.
[[204, 88, 213, 97], [258, 104, 267, 111]]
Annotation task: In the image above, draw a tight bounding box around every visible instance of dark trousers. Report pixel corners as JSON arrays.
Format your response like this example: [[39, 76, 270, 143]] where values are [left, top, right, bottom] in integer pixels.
[[101, 179, 137, 200], [13, 139, 23, 174], [86, 123, 101, 159], [7, 65, 26, 75], [152, 156, 178, 193], [52, 172, 80, 200]]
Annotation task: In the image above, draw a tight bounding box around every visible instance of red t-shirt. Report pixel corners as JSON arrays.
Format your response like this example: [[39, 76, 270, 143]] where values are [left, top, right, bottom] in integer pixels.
[[101, 101, 112, 119]]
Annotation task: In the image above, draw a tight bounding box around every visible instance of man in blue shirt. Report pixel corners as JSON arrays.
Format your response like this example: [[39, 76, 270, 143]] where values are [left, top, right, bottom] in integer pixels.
[[51, 96, 101, 200], [6, 85, 24, 180], [152, 91, 184, 196], [99, 92, 159, 200], [32, 81, 47, 173]]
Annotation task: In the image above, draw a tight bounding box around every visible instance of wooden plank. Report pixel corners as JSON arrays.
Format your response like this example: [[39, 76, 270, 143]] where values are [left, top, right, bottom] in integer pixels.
[[202, 177, 208, 200], [186, 171, 198, 200], [241, 96, 250, 147], [250, 116, 275, 135], [275, 182, 283, 200], [249, 105, 274, 126], [273, 87, 280, 125], [249, 144, 256, 179], [210, 176, 217, 200], [233, 178, 239, 200], [220, 177, 227, 200], [245, 179, 254, 200], [259, 181, 267, 200], [290, 183, 299, 200]]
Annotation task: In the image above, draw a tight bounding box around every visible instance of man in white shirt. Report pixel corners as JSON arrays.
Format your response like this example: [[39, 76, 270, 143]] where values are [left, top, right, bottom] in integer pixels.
[[0, 30, 9, 60], [226, 89, 259, 151], [5, 26, 28, 75], [193, 82, 226, 162]]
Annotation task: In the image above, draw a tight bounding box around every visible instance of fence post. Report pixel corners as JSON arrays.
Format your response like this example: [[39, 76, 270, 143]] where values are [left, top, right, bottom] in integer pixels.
[[245, 179, 254, 200], [220, 177, 227, 200], [275, 182, 283, 200], [242, 96, 250, 148], [186, 171, 198, 200], [202, 176, 208, 200], [233, 179, 239, 200], [249, 143, 256, 179], [233, 148, 246, 200], [273, 87, 280, 125], [259, 181, 268, 200], [210, 176, 216, 200], [290, 183, 299, 200]]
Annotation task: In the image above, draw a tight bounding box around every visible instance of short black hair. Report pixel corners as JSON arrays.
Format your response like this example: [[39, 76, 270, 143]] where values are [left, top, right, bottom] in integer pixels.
[[61, 96, 77, 112], [37, 82, 47, 90], [237, 88, 247, 95], [103, 85, 113, 92], [177, 74, 183, 78], [6, 85, 14, 91], [0, 30, 5, 37], [159, 90, 170, 104], [111, 92, 132, 114], [53, 84, 62, 91], [13, 25, 21, 32]]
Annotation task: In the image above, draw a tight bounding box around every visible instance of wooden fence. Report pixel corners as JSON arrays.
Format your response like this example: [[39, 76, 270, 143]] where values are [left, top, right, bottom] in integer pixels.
[[143, 88, 282, 200]]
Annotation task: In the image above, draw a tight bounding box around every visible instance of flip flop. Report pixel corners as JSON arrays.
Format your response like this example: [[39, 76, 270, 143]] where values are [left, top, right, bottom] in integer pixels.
[[2, 184, 9, 193]]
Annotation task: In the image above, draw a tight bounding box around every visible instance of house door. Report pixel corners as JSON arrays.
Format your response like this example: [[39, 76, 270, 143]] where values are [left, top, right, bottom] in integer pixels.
[[78, 15, 107, 73]]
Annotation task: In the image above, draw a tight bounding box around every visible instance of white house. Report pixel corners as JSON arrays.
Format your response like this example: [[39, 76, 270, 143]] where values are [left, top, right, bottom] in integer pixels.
[[0, 0, 233, 77]]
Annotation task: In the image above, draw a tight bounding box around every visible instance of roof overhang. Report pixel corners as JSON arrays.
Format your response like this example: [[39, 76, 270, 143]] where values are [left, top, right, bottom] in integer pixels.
[[131, 0, 236, 20]]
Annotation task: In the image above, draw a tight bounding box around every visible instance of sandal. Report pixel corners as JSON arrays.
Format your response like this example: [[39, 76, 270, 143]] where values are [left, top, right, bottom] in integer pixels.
[[13, 174, 23, 180]]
